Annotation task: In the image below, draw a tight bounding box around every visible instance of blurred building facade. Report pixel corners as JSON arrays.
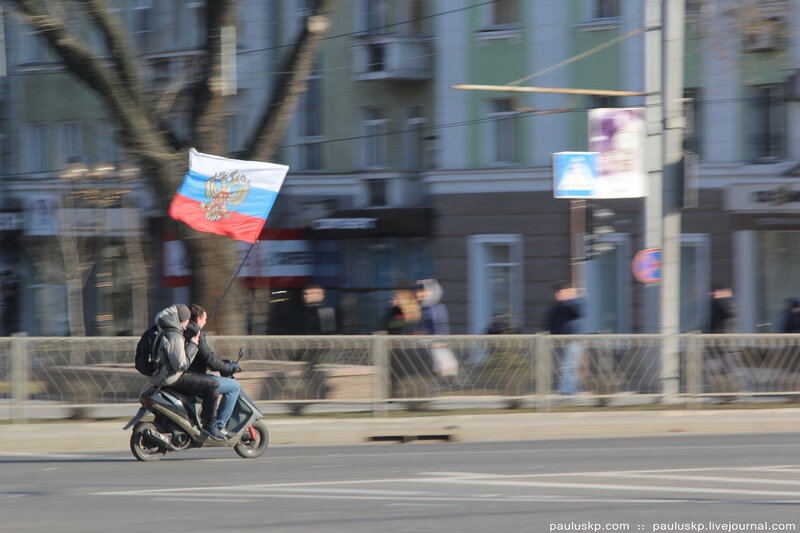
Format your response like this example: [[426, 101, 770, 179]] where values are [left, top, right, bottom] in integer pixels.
[[1, 0, 800, 335]]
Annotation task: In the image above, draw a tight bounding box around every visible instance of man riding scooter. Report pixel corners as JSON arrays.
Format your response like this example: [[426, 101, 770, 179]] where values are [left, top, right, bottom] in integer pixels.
[[184, 304, 242, 439], [149, 303, 224, 441]]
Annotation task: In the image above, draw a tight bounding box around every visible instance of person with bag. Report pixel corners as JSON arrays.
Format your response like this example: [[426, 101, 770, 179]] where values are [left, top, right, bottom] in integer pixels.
[[415, 279, 458, 377], [185, 304, 242, 438], [150, 303, 224, 441], [384, 285, 433, 398]]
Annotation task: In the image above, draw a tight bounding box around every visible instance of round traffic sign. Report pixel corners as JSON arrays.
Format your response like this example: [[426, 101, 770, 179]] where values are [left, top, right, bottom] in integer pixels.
[[632, 248, 662, 284]]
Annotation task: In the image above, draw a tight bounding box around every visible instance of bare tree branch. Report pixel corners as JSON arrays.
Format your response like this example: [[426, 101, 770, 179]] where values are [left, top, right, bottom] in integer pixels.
[[245, 0, 336, 161], [189, 0, 237, 152], [79, 0, 143, 108]]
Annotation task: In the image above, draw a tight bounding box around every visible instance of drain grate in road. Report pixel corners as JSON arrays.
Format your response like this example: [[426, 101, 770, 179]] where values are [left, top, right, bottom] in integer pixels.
[[368, 434, 453, 443]]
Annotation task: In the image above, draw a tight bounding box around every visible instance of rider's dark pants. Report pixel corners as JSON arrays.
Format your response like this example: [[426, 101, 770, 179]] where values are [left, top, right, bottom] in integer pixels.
[[168, 372, 221, 426]]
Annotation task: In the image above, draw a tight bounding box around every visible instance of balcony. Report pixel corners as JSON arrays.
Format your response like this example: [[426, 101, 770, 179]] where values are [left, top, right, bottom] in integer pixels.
[[351, 35, 432, 81]]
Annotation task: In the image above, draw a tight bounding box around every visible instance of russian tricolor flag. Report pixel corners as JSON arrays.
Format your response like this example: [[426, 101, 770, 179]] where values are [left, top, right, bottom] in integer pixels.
[[168, 148, 289, 244]]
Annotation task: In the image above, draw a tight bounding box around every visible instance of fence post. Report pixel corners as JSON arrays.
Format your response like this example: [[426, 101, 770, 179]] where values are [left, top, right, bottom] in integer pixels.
[[10, 332, 28, 423], [685, 333, 702, 409], [372, 331, 389, 417], [536, 334, 552, 412]]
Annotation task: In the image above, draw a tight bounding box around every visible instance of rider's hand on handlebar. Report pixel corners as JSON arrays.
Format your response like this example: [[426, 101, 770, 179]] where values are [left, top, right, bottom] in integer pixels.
[[230, 362, 242, 373]]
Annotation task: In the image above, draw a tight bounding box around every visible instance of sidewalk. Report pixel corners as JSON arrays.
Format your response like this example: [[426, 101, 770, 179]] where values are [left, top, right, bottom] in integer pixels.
[[2, 408, 798, 453]]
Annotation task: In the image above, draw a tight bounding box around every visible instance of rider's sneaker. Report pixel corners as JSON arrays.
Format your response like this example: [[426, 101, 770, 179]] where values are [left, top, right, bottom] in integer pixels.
[[220, 428, 231, 440], [202, 425, 225, 441]]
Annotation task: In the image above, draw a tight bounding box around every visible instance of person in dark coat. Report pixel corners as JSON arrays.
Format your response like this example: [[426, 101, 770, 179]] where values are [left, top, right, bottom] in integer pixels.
[[152, 304, 223, 441], [704, 286, 749, 399], [780, 298, 800, 333], [544, 280, 584, 395], [707, 286, 736, 333], [185, 304, 241, 438], [296, 286, 338, 398]]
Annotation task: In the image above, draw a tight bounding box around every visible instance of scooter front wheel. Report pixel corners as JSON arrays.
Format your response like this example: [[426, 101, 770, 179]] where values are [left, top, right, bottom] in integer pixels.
[[234, 420, 269, 459], [130, 421, 167, 462]]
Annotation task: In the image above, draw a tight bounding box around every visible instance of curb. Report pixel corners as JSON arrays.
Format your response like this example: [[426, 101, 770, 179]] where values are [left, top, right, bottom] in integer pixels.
[[1, 409, 798, 453]]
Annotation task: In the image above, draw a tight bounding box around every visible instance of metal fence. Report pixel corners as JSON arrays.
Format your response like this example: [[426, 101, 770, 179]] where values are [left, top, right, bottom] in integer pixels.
[[1, 333, 799, 421]]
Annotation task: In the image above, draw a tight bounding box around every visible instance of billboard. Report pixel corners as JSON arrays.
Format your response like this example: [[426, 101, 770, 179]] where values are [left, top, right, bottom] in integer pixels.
[[587, 107, 646, 199]]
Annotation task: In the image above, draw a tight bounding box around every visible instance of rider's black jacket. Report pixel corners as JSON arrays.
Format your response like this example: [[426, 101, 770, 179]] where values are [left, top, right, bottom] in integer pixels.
[[184, 323, 236, 377]]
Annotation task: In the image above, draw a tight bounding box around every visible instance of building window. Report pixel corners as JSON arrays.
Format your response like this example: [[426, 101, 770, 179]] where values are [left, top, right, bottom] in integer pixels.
[[132, 0, 154, 51], [748, 84, 785, 161], [298, 71, 323, 171], [406, 0, 424, 34], [58, 122, 83, 168], [404, 105, 426, 170], [685, 0, 702, 15], [468, 234, 523, 334], [363, 107, 389, 169], [491, 0, 516, 26], [266, 0, 280, 51], [27, 123, 48, 172], [367, 179, 388, 206], [593, 0, 619, 19], [589, 95, 619, 109], [683, 88, 702, 158], [97, 121, 119, 164], [364, 0, 389, 34], [183, 2, 206, 49], [680, 234, 711, 333], [488, 98, 516, 165], [22, 29, 49, 63], [586, 233, 631, 333], [225, 114, 243, 155], [758, 230, 800, 332], [367, 43, 386, 72]]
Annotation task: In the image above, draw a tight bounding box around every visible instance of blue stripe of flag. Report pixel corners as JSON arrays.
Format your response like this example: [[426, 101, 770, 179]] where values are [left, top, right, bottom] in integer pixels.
[[177, 169, 278, 220]]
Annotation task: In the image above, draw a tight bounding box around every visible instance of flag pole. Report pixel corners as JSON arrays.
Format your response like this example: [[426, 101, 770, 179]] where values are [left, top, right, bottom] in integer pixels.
[[207, 241, 257, 322]]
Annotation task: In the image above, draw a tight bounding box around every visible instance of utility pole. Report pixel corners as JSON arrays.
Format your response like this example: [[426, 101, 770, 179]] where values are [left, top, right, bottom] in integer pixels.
[[646, 0, 685, 400]]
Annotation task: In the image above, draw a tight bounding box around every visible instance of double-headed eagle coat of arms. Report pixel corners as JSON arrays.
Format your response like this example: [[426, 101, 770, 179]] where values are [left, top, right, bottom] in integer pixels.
[[199, 169, 251, 221]]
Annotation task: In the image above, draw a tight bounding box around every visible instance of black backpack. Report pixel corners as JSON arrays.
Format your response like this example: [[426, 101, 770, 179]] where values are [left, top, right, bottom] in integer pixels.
[[134, 324, 179, 376]]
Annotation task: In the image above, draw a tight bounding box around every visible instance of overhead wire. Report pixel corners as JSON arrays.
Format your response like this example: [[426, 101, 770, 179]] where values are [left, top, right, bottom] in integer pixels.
[[238, 0, 497, 56]]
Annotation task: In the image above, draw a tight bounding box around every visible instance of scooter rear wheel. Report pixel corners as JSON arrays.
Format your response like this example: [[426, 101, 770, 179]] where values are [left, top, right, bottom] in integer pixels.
[[130, 421, 167, 462], [234, 420, 269, 459]]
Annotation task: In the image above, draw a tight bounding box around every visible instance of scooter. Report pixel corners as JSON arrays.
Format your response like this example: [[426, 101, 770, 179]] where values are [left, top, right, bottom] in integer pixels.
[[123, 349, 268, 461]]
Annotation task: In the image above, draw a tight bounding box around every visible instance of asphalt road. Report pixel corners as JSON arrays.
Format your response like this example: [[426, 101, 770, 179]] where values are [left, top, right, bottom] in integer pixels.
[[1, 433, 798, 533]]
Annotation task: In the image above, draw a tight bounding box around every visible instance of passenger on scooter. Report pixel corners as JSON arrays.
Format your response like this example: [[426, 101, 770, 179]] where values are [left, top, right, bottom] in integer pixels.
[[185, 304, 242, 438], [150, 303, 225, 441]]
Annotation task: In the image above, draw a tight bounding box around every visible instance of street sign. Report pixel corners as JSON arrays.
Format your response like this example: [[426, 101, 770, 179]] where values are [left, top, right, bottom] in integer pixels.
[[552, 152, 598, 198], [632, 248, 662, 283]]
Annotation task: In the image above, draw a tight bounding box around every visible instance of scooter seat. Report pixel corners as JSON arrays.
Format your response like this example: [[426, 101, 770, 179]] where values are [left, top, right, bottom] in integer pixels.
[[160, 387, 202, 405]]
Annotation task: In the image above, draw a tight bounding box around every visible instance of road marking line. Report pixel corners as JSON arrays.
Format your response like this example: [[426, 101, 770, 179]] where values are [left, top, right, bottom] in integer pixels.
[[431, 478, 800, 498], [265, 442, 800, 461], [161, 497, 257, 503], [595, 472, 800, 486]]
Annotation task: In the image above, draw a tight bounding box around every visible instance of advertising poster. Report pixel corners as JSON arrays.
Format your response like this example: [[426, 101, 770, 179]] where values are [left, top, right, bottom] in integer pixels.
[[588, 108, 646, 199]]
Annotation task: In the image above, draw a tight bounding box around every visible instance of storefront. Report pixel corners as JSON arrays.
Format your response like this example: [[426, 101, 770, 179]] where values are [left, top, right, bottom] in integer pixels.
[[308, 208, 434, 333], [22, 193, 144, 336], [727, 182, 800, 332]]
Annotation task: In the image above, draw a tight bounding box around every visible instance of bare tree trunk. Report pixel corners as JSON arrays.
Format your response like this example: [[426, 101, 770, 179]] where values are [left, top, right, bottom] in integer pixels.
[[245, 0, 336, 161], [8, 0, 336, 334], [122, 187, 149, 334]]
